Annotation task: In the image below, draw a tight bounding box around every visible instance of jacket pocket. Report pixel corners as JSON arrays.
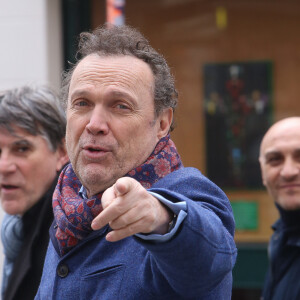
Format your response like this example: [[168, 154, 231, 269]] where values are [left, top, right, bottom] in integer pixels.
[[80, 264, 125, 300]]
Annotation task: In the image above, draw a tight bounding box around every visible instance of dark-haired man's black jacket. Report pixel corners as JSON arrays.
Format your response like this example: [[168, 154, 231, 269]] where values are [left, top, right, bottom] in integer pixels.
[[3, 176, 58, 300]]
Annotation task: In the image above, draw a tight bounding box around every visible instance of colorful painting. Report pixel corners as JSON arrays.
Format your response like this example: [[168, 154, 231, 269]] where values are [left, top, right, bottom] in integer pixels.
[[204, 61, 273, 189]]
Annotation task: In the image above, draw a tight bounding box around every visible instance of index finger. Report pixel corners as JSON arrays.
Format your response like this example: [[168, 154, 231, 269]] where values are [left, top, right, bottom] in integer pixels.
[[91, 203, 119, 230]]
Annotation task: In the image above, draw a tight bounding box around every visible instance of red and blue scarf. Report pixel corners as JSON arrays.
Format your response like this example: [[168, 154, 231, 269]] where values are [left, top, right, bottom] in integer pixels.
[[53, 135, 183, 256]]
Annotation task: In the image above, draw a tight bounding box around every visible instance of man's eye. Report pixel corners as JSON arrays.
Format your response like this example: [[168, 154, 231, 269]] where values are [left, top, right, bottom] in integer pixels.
[[267, 157, 281, 165], [116, 103, 129, 110], [76, 101, 88, 107], [16, 146, 30, 153], [72, 99, 89, 107]]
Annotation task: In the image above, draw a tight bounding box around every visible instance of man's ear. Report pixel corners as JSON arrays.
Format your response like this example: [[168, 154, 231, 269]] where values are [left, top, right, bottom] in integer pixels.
[[259, 157, 267, 187], [55, 139, 69, 171], [157, 108, 173, 140]]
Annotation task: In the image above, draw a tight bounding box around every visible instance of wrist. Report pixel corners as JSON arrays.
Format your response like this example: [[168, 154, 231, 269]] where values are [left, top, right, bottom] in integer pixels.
[[168, 213, 177, 232], [150, 205, 174, 235]]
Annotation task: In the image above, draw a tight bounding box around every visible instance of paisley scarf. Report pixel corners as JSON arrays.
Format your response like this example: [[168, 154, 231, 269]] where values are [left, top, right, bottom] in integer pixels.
[[53, 135, 183, 256]]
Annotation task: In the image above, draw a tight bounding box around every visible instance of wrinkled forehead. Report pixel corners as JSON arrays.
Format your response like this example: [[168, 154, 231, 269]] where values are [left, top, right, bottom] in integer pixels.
[[71, 54, 154, 87]]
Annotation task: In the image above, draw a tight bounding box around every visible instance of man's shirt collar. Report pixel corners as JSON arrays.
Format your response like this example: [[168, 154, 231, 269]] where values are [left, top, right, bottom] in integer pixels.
[[79, 185, 88, 199]]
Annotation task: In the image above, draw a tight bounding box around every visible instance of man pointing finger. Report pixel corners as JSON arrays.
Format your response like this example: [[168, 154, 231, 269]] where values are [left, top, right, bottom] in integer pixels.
[[35, 24, 237, 300]]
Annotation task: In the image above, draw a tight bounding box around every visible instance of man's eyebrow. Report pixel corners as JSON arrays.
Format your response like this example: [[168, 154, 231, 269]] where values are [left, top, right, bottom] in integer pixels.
[[264, 150, 281, 157], [109, 90, 130, 97], [70, 89, 136, 101], [70, 89, 89, 99], [264, 148, 300, 159], [109, 90, 136, 102], [13, 139, 33, 147], [263, 150, 282, 160]]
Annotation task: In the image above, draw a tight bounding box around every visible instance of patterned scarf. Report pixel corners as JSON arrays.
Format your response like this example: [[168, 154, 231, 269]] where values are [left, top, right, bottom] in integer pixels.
[[53, 135, 183, 256]]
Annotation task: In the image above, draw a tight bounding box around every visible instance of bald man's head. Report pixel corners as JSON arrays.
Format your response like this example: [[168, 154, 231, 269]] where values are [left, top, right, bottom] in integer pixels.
[[259, 117, 300, 210]]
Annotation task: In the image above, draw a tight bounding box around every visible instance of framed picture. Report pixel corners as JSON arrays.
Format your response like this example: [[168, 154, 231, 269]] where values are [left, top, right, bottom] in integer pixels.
[[203, 61, 273, 189]]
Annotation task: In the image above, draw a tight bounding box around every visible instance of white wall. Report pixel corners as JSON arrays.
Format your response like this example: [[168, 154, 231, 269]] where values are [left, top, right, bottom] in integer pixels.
[[0, 0, 63, 90], [0, 0, 63, 289]]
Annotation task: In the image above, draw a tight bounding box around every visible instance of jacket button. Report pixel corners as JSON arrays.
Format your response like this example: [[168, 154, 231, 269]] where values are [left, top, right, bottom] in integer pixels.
[[57, 264, 69, 278]]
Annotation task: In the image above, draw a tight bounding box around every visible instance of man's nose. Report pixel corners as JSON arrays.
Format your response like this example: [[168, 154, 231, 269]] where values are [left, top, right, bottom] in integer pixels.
[[85, 106, 109, 135], [0, 154, 17, 174], [280, 158, 299, 179]]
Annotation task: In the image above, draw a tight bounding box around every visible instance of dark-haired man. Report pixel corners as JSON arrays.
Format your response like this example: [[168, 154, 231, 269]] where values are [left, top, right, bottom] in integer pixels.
[[0, 85, 68, 300]]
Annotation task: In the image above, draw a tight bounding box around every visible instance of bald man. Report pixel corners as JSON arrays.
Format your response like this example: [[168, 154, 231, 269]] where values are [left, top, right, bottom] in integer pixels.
[[259, 117, 300, 300]]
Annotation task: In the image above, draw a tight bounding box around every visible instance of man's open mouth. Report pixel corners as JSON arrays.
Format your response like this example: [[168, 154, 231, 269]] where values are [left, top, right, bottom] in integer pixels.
[[1, 184, 18, 190], [88, 147, 103, 152]]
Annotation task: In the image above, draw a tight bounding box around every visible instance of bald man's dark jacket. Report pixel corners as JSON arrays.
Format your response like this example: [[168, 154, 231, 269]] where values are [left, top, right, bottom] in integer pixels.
[[262, 208, 300, 300]]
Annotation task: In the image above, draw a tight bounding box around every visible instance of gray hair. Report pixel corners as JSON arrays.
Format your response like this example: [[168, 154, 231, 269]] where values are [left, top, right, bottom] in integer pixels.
[[61, 24, 178, 131], [0, 85, 66, 151]]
